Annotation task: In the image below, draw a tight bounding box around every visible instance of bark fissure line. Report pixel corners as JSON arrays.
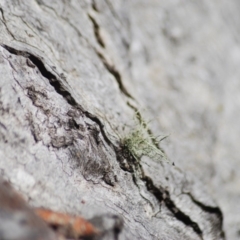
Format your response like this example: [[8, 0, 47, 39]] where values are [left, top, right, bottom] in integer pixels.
[[1, 43, 120, 186], [88, 1, 132, 99], [0, 8, 16, 40], [96, 51, 133, 99], [0, 44, 114, 149], [88, 14, 105, 48], [1, 44, 78, 107], [187, 193, 225, 238], [188, 193, 223, 217], [114, 141, 203, 238], [143, 176, 203, 238]]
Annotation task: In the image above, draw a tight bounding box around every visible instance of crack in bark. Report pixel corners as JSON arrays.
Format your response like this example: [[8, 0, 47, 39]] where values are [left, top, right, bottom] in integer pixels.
[[88, 14, 105, 48], [113, 139, 203, 238], [0, 44, 110, 146], [0, 8, 17, 41], [143, 176, 203, 239], [113, 140, 203, 238], [1, 8, 41, 56], [33, 0, 133, 104], [96, 51, 133, 99], [187, 192, 225, 239], [131, 173, 156, 212], [0, 44, 117, 186], [114, 144, 136, 172], [91, 0, 99, 12], [188, 193, 223, 218], [1, 44, 78, 107]]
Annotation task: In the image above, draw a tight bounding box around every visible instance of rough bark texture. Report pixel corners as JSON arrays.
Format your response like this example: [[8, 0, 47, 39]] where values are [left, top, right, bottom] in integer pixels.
[[0, 0, 239, 239]]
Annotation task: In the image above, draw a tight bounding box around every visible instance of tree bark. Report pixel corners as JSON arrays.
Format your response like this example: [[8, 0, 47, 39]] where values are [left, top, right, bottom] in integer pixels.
[[1, 0, 239, 239]]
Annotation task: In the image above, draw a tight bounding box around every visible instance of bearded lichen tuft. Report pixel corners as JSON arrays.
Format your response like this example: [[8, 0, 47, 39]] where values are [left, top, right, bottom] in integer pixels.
[[122, 119, 169, 163]]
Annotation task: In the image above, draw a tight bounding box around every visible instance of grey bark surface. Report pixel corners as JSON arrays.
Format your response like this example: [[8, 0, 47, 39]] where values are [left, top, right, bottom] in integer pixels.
[[0, 0, 239, 239]]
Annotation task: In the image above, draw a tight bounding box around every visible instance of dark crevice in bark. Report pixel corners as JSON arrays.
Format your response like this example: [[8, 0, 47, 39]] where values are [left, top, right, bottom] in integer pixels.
[[88, 14, 105, 48], [0, 7, 6, 21], [83, 110, 112, 146], [1, 44, 127, 171], [113, 137, 202, 238], [188, 193, 223, 217], [143, 176, 203, 238], [114, 144, 136, 172], [114, 142, 202, 238], [131, 173, 156, 214], [96, 51, 133, 99], [1, 44, 78, 107], [35, 1, 132, 104], [187, 193, 225, 239], [1, 45, 119, 187], [91, 0, 99, 12], [143, 176, 164, 202], [68, 118, 80, 130], [0, 44, 114, 150]]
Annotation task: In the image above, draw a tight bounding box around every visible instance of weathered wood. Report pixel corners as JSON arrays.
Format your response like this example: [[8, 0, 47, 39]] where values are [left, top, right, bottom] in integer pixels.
[[1, 0, 239, 239]]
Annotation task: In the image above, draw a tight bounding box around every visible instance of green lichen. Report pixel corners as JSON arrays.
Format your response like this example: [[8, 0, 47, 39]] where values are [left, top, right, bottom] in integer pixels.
[[122, 119, 169, 163], [104, 110, 169, 163]]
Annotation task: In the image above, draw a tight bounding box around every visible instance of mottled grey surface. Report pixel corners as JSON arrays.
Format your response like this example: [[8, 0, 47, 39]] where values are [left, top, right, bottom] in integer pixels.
[[0, 0, 238, 239]]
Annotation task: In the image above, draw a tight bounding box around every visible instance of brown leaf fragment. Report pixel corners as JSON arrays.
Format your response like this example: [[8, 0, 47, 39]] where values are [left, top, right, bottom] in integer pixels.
[[35, 208, 99, 239], [0, 177, 57, 240]]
